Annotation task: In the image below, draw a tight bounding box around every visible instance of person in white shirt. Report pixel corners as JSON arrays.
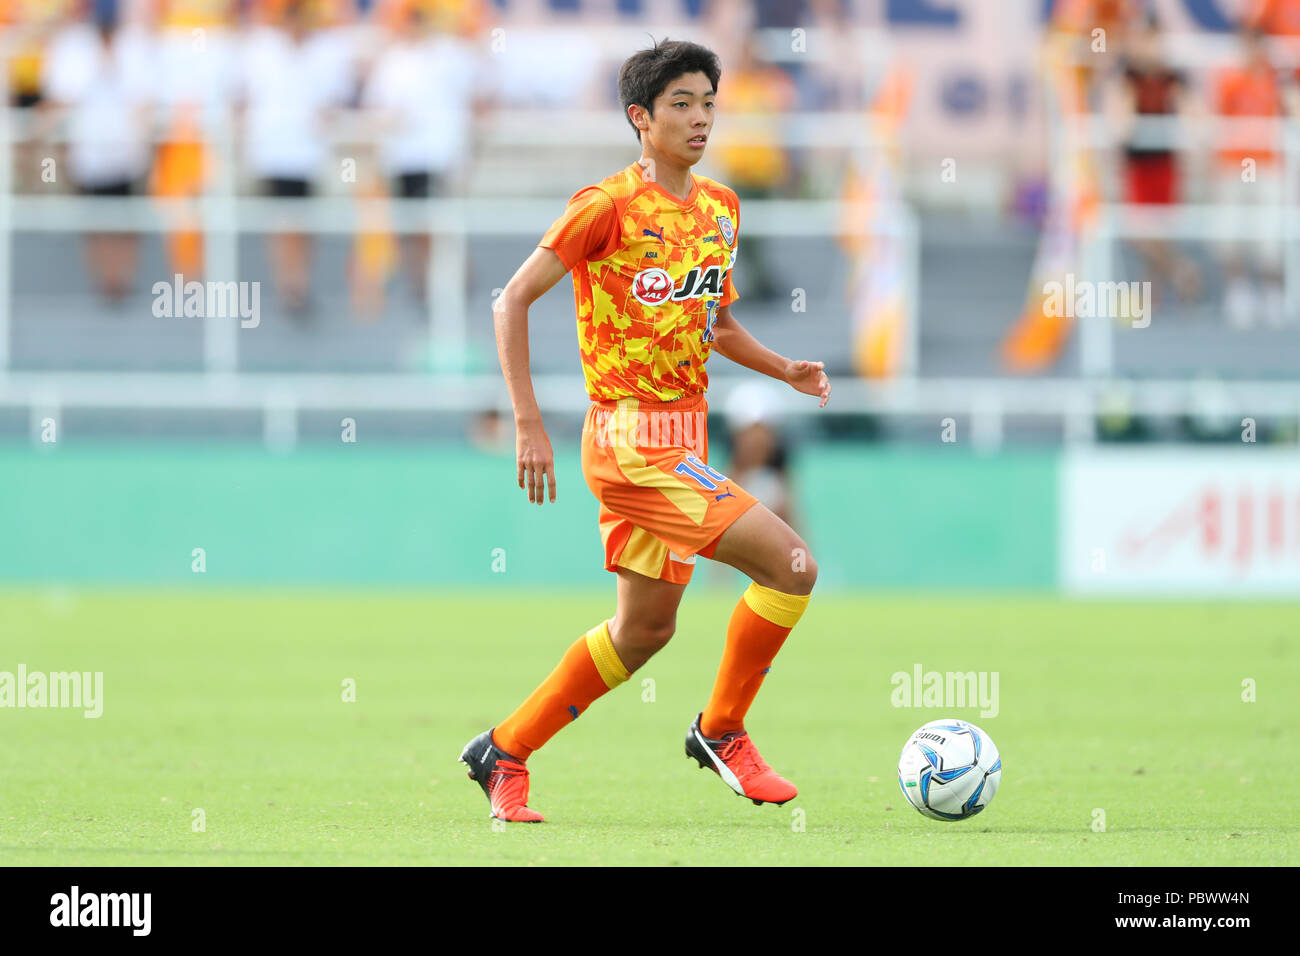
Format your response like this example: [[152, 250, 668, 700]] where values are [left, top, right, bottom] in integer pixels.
[[239, 1, 355, 312], [41, 5, 152, 303], [361, 4, 485, 301]]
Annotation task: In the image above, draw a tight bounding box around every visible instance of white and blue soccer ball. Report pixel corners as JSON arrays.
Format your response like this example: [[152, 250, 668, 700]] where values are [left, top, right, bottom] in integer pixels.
[[898, 719, 1002, 821]]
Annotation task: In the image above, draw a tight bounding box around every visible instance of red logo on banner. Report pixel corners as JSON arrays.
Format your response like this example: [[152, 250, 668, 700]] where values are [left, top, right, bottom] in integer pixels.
[[1118, 485, 1295, 571]]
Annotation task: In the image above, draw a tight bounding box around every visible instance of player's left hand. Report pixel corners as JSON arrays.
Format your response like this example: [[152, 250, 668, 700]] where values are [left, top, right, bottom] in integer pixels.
[[785, 359, 830, 408]]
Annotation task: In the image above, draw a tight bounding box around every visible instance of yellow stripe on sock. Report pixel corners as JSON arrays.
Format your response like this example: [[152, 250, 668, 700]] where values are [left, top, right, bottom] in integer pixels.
[[586, 620, 630, 689], [742, 582, 810, 629]]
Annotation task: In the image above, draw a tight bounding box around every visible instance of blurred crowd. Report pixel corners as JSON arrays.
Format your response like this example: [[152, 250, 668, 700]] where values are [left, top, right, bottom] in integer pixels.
[[3, 0, 499, 309], [1051, 0, 1300, 329], [3, 0, 1300, 333], [0, 0, 864, 311]]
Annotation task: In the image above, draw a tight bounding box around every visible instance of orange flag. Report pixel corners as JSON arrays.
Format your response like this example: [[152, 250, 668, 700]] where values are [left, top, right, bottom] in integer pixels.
[[1001, 43, 1098, 373], [839, 66, 912, 379]]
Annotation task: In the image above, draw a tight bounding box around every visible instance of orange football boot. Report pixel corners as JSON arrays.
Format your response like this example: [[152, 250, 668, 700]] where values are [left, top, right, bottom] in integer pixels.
[[459, 729, 545, 823], [685, 713, 798, 806]]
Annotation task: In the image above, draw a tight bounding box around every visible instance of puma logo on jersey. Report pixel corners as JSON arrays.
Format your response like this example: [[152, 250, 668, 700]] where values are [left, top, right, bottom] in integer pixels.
[[642, 227, 666, 245]]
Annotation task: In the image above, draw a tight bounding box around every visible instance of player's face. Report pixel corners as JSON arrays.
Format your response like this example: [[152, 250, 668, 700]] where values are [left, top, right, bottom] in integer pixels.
[[647, 72, 715, 166]]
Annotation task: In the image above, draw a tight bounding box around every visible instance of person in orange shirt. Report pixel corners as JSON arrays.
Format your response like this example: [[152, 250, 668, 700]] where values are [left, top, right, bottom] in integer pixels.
[[1211, 26, 1296, 327], [1050, 0, 1148, 105], [1246, 0, 1300, 37], [1245, 0, 1300, 108], [458, 39, 831, 823]]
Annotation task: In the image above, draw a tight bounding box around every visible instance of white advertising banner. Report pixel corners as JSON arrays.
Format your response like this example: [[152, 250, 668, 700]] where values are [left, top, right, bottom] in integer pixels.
[[1060, 450, 1300, 596]]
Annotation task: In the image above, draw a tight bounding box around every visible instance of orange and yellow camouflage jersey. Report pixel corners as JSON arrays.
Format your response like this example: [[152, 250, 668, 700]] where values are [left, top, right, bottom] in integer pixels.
[[539, 161, 741, 403]]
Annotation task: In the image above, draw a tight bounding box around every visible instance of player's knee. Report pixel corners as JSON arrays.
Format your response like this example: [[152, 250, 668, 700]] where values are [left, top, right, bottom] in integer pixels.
[[772, 539, 817, 596], [796, 551, 819, 594], [643, 619, 677, 651], [786, 555, 817, 595], [621, 617, 676, 655]]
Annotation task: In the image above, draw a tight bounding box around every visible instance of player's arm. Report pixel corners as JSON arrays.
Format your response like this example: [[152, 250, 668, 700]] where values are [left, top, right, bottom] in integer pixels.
[[710, 305, 831, 408], [495, 246, 570, 504]]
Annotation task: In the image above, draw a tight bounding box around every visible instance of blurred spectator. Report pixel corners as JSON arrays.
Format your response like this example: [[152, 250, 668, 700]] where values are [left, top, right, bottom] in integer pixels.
[[3, 0, 74, 108], [3, 0, 77, 193], [1211, 25, 1295, 327], [468, 406, 510, 453], [41, 0, 152, 303], [714, 35, 796, 301], [361, 0, 487, 301], [422, 0, 490, 37], [477, 24, 595, 109], [1245, 0, 1300, 105], [239, 0, 355, 313], [801, 0, 869, 112], [1049, 0, 1149, 107], [1246, 0, 1300, 38], [150, 0, 239, 280], [724, 381, 795, 528], [1105, 14, 1200, 304]]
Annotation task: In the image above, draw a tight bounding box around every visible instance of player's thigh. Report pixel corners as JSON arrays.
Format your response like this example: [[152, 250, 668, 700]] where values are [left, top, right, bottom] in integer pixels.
[[708, 501, 816, 595], [612, 566, 687, 644]]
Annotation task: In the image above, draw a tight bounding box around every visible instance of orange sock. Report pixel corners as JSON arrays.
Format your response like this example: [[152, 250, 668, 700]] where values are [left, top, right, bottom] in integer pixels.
[[492, 620, 629, 760], [700, 583, 810, 739]]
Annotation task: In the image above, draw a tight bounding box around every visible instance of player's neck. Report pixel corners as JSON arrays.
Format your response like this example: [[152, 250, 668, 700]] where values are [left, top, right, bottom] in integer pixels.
[[638, 153, 693, 202]]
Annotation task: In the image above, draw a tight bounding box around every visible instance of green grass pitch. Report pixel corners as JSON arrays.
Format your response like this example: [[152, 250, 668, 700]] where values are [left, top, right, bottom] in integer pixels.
[[1, 591, 1296, 866]]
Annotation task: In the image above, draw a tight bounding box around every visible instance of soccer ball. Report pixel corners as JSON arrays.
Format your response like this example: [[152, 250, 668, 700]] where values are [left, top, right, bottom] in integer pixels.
[[897, 719, 1002, 821]]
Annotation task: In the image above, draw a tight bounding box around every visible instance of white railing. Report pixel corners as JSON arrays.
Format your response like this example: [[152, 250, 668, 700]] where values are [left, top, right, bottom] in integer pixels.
[[0, 371, 1295, 452]]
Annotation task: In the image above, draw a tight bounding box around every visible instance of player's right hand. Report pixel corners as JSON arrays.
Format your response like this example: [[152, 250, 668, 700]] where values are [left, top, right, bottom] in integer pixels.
[[516, 422, 557, 505]]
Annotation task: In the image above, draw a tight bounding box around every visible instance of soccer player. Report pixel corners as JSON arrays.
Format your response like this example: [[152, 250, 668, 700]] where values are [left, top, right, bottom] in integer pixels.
[[460, 39, 830, 822]]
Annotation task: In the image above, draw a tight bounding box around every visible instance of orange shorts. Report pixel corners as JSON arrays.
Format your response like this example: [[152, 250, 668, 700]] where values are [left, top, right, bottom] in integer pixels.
[[581, 392, 758, 585]]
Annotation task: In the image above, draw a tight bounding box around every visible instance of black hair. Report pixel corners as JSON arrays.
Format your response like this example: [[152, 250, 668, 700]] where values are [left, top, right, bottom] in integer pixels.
[[618, 38, 722, 143]]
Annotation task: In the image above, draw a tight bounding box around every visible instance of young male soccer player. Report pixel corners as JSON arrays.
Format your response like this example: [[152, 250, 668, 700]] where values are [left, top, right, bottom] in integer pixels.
[[460, 39, 831, 821]]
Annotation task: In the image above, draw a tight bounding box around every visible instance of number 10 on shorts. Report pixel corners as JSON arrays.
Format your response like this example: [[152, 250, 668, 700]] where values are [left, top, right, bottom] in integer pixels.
[[674, 455, 728, 491]]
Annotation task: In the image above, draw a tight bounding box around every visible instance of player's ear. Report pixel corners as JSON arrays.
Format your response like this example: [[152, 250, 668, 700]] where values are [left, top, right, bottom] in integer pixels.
[[629, 103, 649, 134]]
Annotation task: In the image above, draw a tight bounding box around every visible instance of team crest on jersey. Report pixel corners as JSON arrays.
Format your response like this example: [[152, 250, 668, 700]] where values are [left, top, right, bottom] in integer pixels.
[[632, 267, 674, 305], [716, 216, 734, 246]]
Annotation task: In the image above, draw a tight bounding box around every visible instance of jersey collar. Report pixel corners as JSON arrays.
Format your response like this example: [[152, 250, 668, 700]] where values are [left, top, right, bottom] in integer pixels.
[[634, 160, 698, 207]]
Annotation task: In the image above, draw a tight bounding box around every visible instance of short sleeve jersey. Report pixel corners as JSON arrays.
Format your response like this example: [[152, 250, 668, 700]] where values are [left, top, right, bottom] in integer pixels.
[[1214, 66, 1283, 166], [539, 161, 740, 403]]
